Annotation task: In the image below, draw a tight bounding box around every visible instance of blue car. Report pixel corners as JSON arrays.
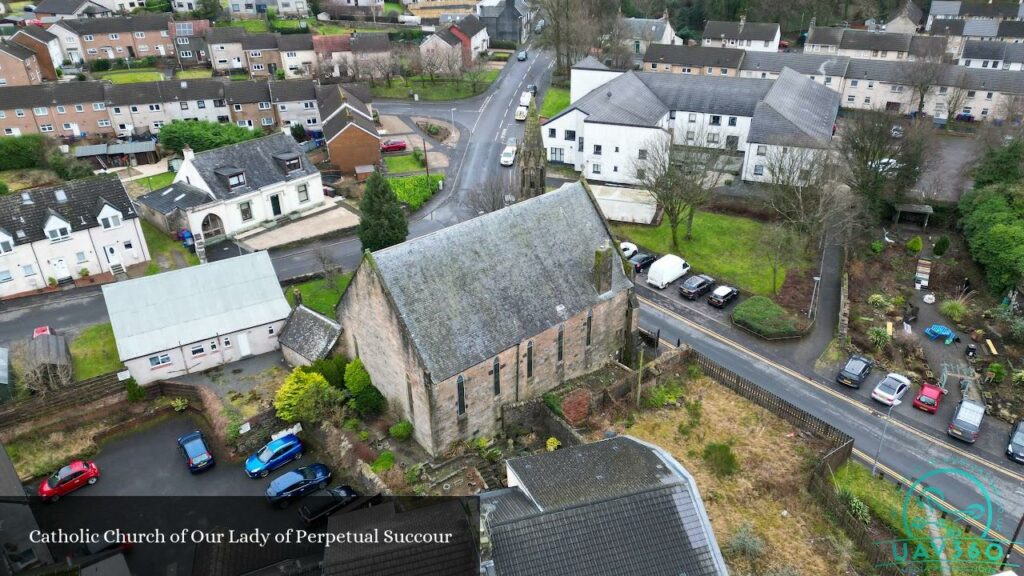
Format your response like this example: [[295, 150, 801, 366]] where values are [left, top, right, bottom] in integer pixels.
[[177, 431, 214, 473], [245, 434, 303, 478], [266, 464, 332, 508]]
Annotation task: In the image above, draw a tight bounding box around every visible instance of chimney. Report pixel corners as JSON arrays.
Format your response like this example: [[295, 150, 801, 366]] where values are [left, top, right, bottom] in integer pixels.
[[593, 241, 613, 294], [182, 144, 194, 162], [739, 14, 746, 31]]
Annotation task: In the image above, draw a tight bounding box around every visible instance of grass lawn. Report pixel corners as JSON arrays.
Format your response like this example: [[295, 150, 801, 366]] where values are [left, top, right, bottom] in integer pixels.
[[383, 153, 423, 174], [0, 168, 60, 192], [732, 296, 805, 338], [270, 18, 308, 31], [313, 22, 403, 34], [217, 19, 268, 32], [540, 86, 570, 118], [387, 174, 443, 210], [142, 219, 200, 268], [94, 69, 164, 84], [284, 273, 353, 316], [70, 323, 122, 381], [229, 73, 250, 81], [135, 171, 175, 191], [6, 421, 107, 480], [176, 69, 212, 79], [613, 212, 804, 295], [383, 1, 403, 14], [371, 70, 499, 100]]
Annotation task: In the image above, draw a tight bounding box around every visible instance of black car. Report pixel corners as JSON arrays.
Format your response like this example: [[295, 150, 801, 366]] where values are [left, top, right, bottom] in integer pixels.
[[679, 274, 715, 300], [629, 253, 656, 273], [177, 431, 214, 473], [1008, 420, 1024, 464], [266, 464, 332, 508], [527, 84, 538, 95], [707, 285, 739, 308], [298, 485, 361, 524], [836, 354, 872, 388]]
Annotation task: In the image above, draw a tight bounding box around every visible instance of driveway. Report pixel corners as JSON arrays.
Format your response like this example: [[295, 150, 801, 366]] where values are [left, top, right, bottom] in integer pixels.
[[913, 133, 980, 203]]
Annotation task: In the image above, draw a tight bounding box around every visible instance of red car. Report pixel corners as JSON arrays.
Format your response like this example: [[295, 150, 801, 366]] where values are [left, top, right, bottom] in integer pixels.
[[912, 382, 945, 414], [38, 460, 100, 501], [33, 326, 54, 338], [380, 139, 407, 153]]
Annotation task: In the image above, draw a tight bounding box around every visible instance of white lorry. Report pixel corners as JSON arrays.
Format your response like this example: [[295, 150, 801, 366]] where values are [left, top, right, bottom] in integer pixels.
[[646, 255, 690, 289]]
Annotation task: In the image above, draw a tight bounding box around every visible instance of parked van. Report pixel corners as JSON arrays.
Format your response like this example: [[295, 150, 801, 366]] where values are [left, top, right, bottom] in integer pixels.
[[519, 91, 533, 107], [948, 377, 985, 443], [646, 255, 690, 289], [515, 106, 528, 121]]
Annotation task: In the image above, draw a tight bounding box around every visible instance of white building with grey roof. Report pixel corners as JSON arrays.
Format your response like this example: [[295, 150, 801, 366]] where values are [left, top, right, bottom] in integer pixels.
[[701, 16, 780, 52]]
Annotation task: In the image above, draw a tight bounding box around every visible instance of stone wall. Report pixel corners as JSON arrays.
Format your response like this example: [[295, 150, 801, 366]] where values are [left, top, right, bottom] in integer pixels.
[[501, 399, 585, 448]]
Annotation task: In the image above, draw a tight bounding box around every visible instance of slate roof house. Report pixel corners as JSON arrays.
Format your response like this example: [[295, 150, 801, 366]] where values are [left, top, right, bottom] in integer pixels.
[[136, 180, 210, 234], [481, 436, 728, 576], [102, 251, 291, 385], [0, 41, 42, 86], [805, 25, 948, 61], [33, 0, 111, 20], [278, 305, 342, 366], [887, 0, 925, 33], [319, 82, 380, 175], [336, 182, 639, 456], [702, 16, 780, 52], [0, 175, 151, 299], [643, 44, 745, 75], [959, 38, 1024, 69], [476, 0, 531, 44], [621, 14, 682, 60], [738, 51, 850, 83]]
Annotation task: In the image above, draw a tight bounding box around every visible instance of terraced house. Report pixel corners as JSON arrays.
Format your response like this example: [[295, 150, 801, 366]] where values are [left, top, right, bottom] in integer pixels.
[[0, 41, 43, 86], [0, 82, 112, 137], [48, 14, 175, 62], [9, 26, 65, 81]]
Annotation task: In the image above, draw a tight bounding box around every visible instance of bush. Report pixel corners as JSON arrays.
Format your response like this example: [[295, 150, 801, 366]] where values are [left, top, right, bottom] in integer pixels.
[[387, 175, 442, 210], [546, 437, 561, 451], [124, 378, 146, 402], [677, 399, 702, 437], [370, 451, 395, 473], [170, 397, 189, 412], [870, 240, 885, 254], [47, 151, 93, 181], [939, 299, 968, 323], [307, 356, 346, 389], [91, 59, 112, 72], [425, 123, 440, 136], [702, 442, 740, 477], [0, 135, 47, 171], [158, 120, 259, 153], [867, 294, 889, 310], [732, 296, 802, 339], [934, 235, 950, 256], [905, 236, 923, 254], [542, 392, 563, 416], [343, 417, 361, 431], [643, 379, 684, 408], [344, 358, 386, 416], [837, 487, 871, 524], [867, 326, 891, 349], [988, 362, 1006, 382], [389, 420, 413, 441], [490, 39, 517, 50], [412, 147, 425, 166], [404, 463, 424, 485], [960, 185, 1024, 294], [726, 523, 764, 562], [75, 73, 86, 81], [973, 140, 1024, 188], [274, 368, 339, 422], [0, 181, 8, 195]]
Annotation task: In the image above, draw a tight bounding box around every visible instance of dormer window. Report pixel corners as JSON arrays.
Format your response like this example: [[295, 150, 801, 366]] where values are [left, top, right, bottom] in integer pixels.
[[273, 152, 302, 173], [228, 173, 246, 188], [101, 214, 121, 229], [0, 238, 12, 254], [20, 192, 32, 205], [48, 227, 70, 242]]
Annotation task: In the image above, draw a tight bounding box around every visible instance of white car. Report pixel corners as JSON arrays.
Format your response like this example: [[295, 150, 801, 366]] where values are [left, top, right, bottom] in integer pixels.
[[620, 242, 638, 258], [870, 158, 902, 173], [871, 373, 911, 406], [515, 106, 529, 121], [500, 146, 516, 166], [519, 91, 533, 107]]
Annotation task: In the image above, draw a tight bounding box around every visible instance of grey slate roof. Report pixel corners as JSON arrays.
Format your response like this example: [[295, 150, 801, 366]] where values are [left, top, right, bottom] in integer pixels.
[[621, 16, 667, 40], [932, 18, 966, 35], [368, 182, 631, 382], [136, 181, 211, 214], [102, 251, 291, 361], [0, 82, 106, 109], [225, 79, 270, 104], [845, 57, 1024, 92], [748, 68, 839, 148], [75, 140, 156, 157], [0, 40, 35, 60], [106, 79, 227, 106], [0, 175, 135, 246], [454, 14, 486, 37], [278, 305, 341, 362], [204, 26, 247, 44], [959, 1, 1022, 18], [930, 0, 962, 16], [962, 39, 1009, 60], [318, 83, 378, 142], [642, 44, 744, 68], [806, 26, 844, 46], [909, 35, 948, 58], [276, 33, 314, 51], [269, 79, 316, 103], [998, 20, 1024, 37], [34, 0, 99, 14], [351, 33, 389, 53], [739, 51, 850, 76], [703, 20, 779, 42], [242, 33, 279, 50], [638, 71, 772, 116], [552, 71, 666, 127], [839, 29, 912, 52], [188, 132, 317, 201], [572, 55, 609, 70], [15, 25, 58, 42], [432, 27, 461, 46], [963, 18, 999, 37], [890, 0, 924, 25], [61, 14, 171, 34]]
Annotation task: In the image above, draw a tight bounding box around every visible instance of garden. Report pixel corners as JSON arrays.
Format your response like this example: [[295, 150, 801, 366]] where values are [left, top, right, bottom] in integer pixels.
[[539, 87, 570, 119], [283, 273, 353, 316], [92, 69, 165, 84], [386, 174, 443, 210], [371, 70, 500, 100], [69, 323, 122, 381], [382, 149, 426, 174]]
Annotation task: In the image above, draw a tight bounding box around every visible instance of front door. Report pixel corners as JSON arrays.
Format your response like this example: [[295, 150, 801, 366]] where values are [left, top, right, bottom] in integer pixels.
[[104, 244, 120, 265], [270, 194, 282, 217], [237, 332, 251, 357], [53, 258, 70, 279]]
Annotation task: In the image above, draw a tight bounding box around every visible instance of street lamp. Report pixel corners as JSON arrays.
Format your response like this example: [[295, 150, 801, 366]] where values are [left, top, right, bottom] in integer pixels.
[[808, 276, 821, 318], [871, 399, 901, 475], [451, 108, 456, 131]]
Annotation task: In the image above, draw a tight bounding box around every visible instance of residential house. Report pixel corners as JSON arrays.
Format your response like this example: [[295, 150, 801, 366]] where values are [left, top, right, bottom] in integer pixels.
[[33, 0, 111, 20], [278, 33, 316, 78], [738, 51, 850, 87], [350, 32, 392, 77], [0, 81, 112, 137], [136, 180, 210, 233], [701, 17, 780, 52], [806, 25, 947, 61], [0, 41, 42, 86], [225, 79, 274, 128], [172, 131, 325, 243], [336, 181, 638, 456], [476, 0, 531, 44], [642, 44, 745, 76], [102, 251, 291, 385], [887, 0, 925, 33], [804, 25, 844, 54], [928, 0, 1024, 31], [931, 19, 969, 54], [10, 26, 63, 81], [170, 19, 212, 66], [450, 14, 489, 62], [481, 436, 728, 576], [568, 55, 621, 104], [207, 26, 248, 73], [242, 33, 281, 77], [419, 27, 463, 73], [742, 68, 840, 182], [270, 79, 320, 132], [0, 175, 150, 299], [312, 33, 351, 76], [159, 79, 230, 123], [620, 14, 682, 60], [49, 14, 175, 62], [106, 82, 170, 135], [229, 0, 307, 19], [278, 305, 341, 366], [319, 82, 379, 174], [959, 38, 1024, 68]]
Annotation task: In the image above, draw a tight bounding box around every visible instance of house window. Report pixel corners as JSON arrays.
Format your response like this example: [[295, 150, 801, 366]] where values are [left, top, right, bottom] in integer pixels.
[[686, 130, 695, 140], [180, 50, 193, 58], [134, 31, 145, 38], [57, 106, 66, 114], [868, 81, 874, 88], [93, 103, 105, 111], [40, 124, 54, 133], [83, 34, 94, 41], [258, 101, 271, 110], [33, 107, 46, 116], [250, 50, 261, 58], [22, 264, 35, 276], [210, 340, 218, 352], [825, 76, 832, 85], [287, 51, 297, 58], [228, 173, 245, 188], [967, 90, 976, 98], [297, 184, 309, 202], [526, 341, 533, 377], [638, 149, 647, 160], [148, 353, 171, 367], [109, 33, 119, 40], [75, 104, 84, 112], [965, 59, 972, 66], [586, 310, 592, 346], [757, 145, 767, 155], [303, 101, 314, 110], [233, 104, 243, 111], [252, 64, 265, 71], [847, 95, 855, 103], [113, 107, 122, 114], [986, 92, 993, 100], [456, 375, 465, 415], [706, 66, 713, 74], [864, 97, 872, 104], [175, 22, 194, 36], [564, 130, 575, 141], [711, 115, 722, 125], [191, 344, 205, 356], [261, 117, 274, 126], [548, 128, 555, 138], [197, 101, 206, 109], [493, 357, 500, 396], [75, 252, 87, 264], [592, 164, 601, 174], [707, 133, 719, 144], [688, 113, 697, 123], [124, 240, 133, 251], [48, 227, 70, 242], [305, 118, 317, 126], [268, 325, 275, 335], [0, 269, 10, 283], [15, 109, 24, 117], [278, 103, 287, 111], [177, 37, 190, 45], [214, 99, 226, 107], [753, 164, 764, 176], [0, 240, 12, 254], [181, 102, 189, 110], [101, 215, 121, 229], [721, 67, 728, 75], [557, 325, 564, 362], [148, 104, 161, 111], [851, 79, 859, 87], [728, 116, 737, 127], [223, 336, 232, 347], [239, 201, 253, 221], [593, 144, 602, 155]]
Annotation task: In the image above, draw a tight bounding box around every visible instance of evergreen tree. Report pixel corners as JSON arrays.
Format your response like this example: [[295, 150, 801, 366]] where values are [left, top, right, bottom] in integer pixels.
[[358, 172, 408, 252]]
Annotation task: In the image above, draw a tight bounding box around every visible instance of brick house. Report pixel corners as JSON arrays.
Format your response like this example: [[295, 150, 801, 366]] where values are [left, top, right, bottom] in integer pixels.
[[169, 19, 212, 66], [0, 82, 113, 137], [319, 83, 379, 173], [207, 26, 248, 73], [336, 182, 639, 456], [243, 33, 280, 77], [49, 14, 174, 62], [271, 79, 320, 132], [0, 42, 43, 86], [225, 79, 274, 129], [10, 26, 64, 81]]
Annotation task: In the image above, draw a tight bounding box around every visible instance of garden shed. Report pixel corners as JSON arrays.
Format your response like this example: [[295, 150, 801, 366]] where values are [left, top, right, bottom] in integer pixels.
[[278, 305, 342, 367], [26, 334, 72, 389]]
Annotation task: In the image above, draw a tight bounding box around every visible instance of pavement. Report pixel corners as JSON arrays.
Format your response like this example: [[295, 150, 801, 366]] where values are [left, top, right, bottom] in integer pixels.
[[170, 351, 288, 400], [238, 201, 360, 252]]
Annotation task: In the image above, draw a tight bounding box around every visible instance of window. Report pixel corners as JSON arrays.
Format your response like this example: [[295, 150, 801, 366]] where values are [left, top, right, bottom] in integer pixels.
[[250, 50, 262, 58], [148, 104, 161, 111], [593, 144, 602, 155], [847, 95, 855, 103], [967, 90, 976, 98], [592, 164, 601, 174], [706, 66, 713, 74], [728, 116, 737, 127], [93, 103, 106, 111], [825, 76, 832, 85], [33, 107, 46, 116], [851, 79, 859, 87], [124, 240, 133, 251], [456, 375, 465, 415], [585, 310, 592, 346], [180, 102, 189, 110], [148, 354, 171, 368], [252, 64, 265, 71], [223, 336, 232, 347], [214, 99, 226, 107], [268, 325, 275, 335], [228, 173, 245, 188], [175, 22, 194, 36], [87, 48, 97, 55], [40, 124, 54, 133], [15, 109, 24, 117], [152, 121, 164, 130], [688, 112, 697, 123], [177, 37, 190, 45], [526, 341, 533, 378], [210, 340, 218, 352], [636, 168, 645, 179], [297, 183, 309, 203], [303, 101, 314, 110], [22, 264, 35, 276], [890, 85, 904, 93], [233, 104, 243, 111], [753, 164, 764, 176], [864, 97, 872, 104], [0, 239, 11, 254], [965, 59, 972, 66], [721, 67, 728, 75], [76, 251, 87, 264], [305, 117, 317, 126], [197, 101, 206, 109], [83, 34, 94, 41], [98, 119, 111, 127], [134, 31, 145, 38], [986, 91, 993, 100], [286, 51, 297, 58], [564, 130, 575, 141], [577, 137, 583, 152], [756, 145, 767, 155], [101, 215, 121, 229], [711, 115, 722, 125], [75, 104, 84, 112], [638, 149, 647, 160], [707, 133, 719, 144], [557, 325, 564, 362], [109, 33, 119, 40], [113, 107, 122, 114], [130, 105, 139, 113], [56, 105, 66, 114], [548, 128, 555, 138], [261, 117, 274, 126], [239, 201, 253, 221], [62, 122, 72, 130], [258, 101, 271, 110], [180, 50, 193, 58], [868, 81, 874, 88], [686, 130, 695, 140], [48, 227, 70, 242], [0, 269, 10, 283]]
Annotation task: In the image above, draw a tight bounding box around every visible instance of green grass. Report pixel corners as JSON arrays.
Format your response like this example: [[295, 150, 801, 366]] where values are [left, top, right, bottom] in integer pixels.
[[613, 212, 801, 295], [383, 1, 402, 14], [216, 19, 268, 32], [70, 323, 122, 381], [387, 174, 443, 210], [229, 73, 250, 81], [135, 172, 175, 191], [94, 69, 164, 84], [371, 70, 500, 100], [175, 69, 213, 79], [489, 52, 511, 62], [0, 168, 60, 192], [284, 273, 353, 316], [312, 22, 404, 34], [383, 153, 423, 174], [540, 86, 570, 118], [732, 296, 804, 339], [270, 18, 308, 31], [141, 219, 200, 268]]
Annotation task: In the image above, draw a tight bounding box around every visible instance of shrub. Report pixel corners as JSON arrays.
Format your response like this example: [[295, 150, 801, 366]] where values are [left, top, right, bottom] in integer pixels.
[[732, 296, 801, 339], [643, 379, 684, 408], [1012, 369, 1024, 385], [358, 430, 370, 441], [290, 123, 307, 141], [837, 487, 871, 524], [939, 299, 968, 323], [870, 240, 885, 254], [426, 123, 440, 136], [959, 185, 1024, 293], [75, 73, 87, 81], [490, 39, 517, 50], [47, 151, 93, 181], [344, 358, 386, 416], [343, 417, 361, 431], [274, 368, 339, 422], [546, 437, 561, 451], [389, 420, 413, 441], [124, 378, 146, 402], [867, 326, 891, 349], [988, 362, 1006, 382], [308, 356, 346, 389], [702, 442, 739, 477], [867, 294, 889, 310], [158, 120, 259, 153], [726, 523, 765, 562], [79, 268, 90, 278], [225, 409, 243, 444], [170, 397, 189, 412], [91, 58, 112, 72], [370, 451, 395, 473], [677, 399, 702, 437], [404, 463, 424, 485], [934, 235, 950, 256], [275, 69, 285, 80], [686, 363, 702, 380], [905, 236, 923, 254], [0, 135, 47, 171], [542, 392, 563, 416], [412, 147, 425, 166], [0, 181, 7, 195]]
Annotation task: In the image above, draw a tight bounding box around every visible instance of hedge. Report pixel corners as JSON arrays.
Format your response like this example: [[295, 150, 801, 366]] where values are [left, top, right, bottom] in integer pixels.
[[731, 296, 803, 339], [0, 135, 48, 171], [387, 174, 443, 211], [490, 40, 517, 50]]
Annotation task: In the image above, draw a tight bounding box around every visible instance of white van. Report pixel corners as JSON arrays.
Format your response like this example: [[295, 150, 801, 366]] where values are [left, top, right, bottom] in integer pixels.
[[515, 106, 528, 121], [519, 91, 533, 107], [646, 255, 690, 289]]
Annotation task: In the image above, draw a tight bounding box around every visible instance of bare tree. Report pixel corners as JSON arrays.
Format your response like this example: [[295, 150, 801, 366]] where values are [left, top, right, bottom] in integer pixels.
[[673, 131, 730, 241], [906, 61, 944, 115], [315, 248, 345, 295], [837, 111, 928, 214], [757, 224, 807, 296], [463, 64, 488, 95], [10, 340, 73, 395], [441, 46, 464, 76], [999, 94, 1024, 125], [943, 69, 970, 128], [417, 48, 444, 84], [471, 174, 520, 214], [601, 18, 637, 70], [763, 147, 854, 240], [532, 0, 612, 75]]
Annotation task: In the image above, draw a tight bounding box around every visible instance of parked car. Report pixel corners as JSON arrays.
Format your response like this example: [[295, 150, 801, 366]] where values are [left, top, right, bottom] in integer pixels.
[[517, 50, 528, 61], [519, 91, 533, 107], [890, 125, 905, 139], [514, 106, 529, 121], [707, 285, 739, 308], [298, 485, 361, 524], [620, 242, 638, 259], [871, 373, 911, 406], [526, 84, 538, 95], [1007, 420, 1024, 464], [38, 460, 100, 501], [949, 398, 985, 443], [870, 158, 902, 174], [32, 326, 53, 338], [912, 382, 944, 414], [646, 255, 690, 289], [266, 464, 332, 508], [245, 434, 304, 479], [500, 145, 517, 166], [679, 274, 715, 300], [379, 139, 407, 153], [628, 253, 656, 273], [835, 354, 872, 388], [177, 430, 215, 473]]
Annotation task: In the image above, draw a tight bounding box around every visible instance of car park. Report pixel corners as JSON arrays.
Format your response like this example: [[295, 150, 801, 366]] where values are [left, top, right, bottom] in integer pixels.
[[265, 464, 332, 508], [245, 434, 304, 479], [912, 382, 944, 414], [678, 274, 714, 300], [871, 373, 910, 406], [38, 460, 100, 501], [298, 485, 361, 524], [1007, 420, 1024, 464], [515, 106, 529, 121], [620, 242, 638, 259], [707, 285, 739, 308], [835, 354, 872, 388], [177, 430, 215, 473], [379, 139, 407, 153], [628, 253, 656, 273]]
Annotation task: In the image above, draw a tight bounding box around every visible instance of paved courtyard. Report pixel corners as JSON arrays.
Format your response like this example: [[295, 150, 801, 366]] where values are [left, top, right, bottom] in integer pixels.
[[236, 201, 359, 251]]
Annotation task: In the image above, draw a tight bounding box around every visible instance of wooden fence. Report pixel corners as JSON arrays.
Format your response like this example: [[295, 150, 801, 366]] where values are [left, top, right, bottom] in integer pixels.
[[0, 372, 123, 433]]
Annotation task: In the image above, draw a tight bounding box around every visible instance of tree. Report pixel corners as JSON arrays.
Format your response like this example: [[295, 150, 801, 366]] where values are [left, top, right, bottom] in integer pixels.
[[344, 358, 387, 416], [906, 61, 944, 115], [358, 171, 408, 252], [158, 120, 259, 152], [274, 368, 339, 423], [756, 224, 806, 295], [837, 111, 929, 214], [290, 123, 307, 141], [532, 0, 610, 75], [193, 0, 221, 20], [315, 247, 345, 297], [472, 174, 519, 213], [943, 69, 970, 127], [463, 64, 488, 94], [762, 147, 860, 242]]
